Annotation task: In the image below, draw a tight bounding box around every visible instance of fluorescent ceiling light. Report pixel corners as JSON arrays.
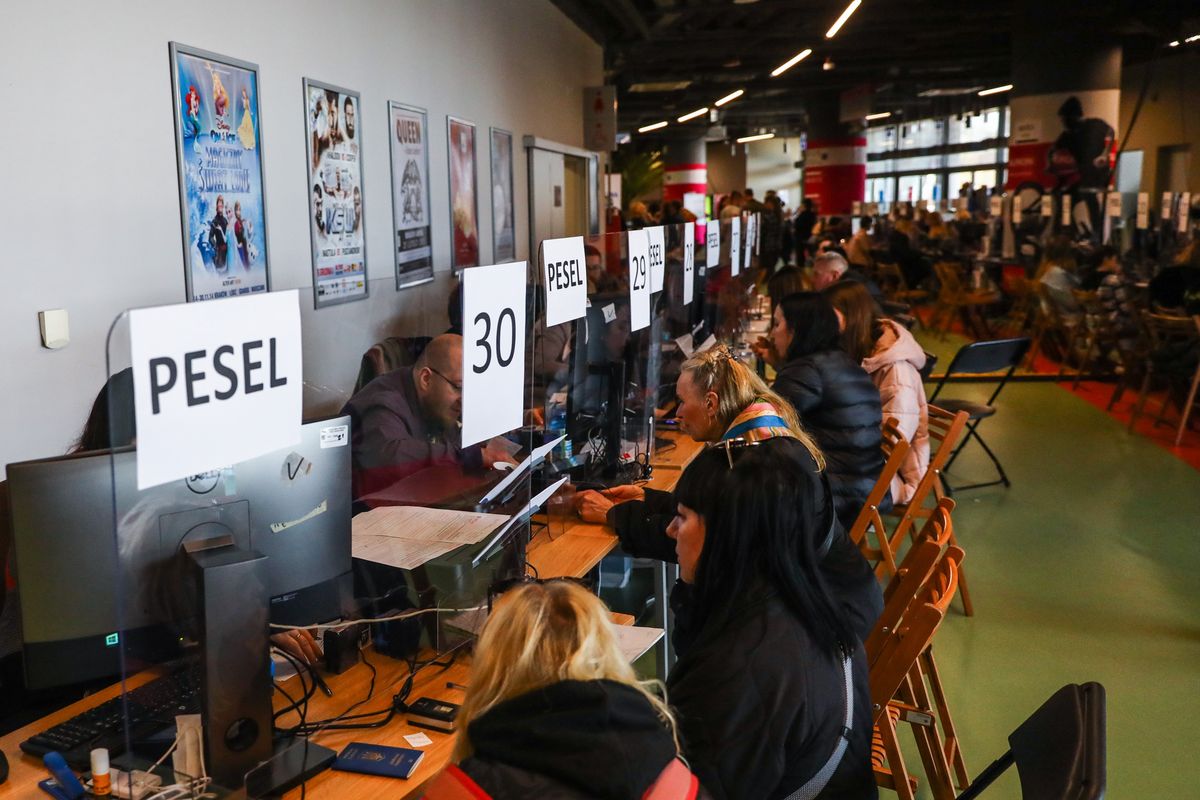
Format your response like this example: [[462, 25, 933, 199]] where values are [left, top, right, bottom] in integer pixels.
[[864, 112, 892, 121], [1169, 40, 1180, 46], [978, 84, 1013, 96], [637, 121, 668, 133], [1187, 34, 1200, 43], [714, 89, 745, 106], [917, 86, 984, 97], [771, 48, 812, 77], [826, 0, 861, 39], [736, 132, 775, 143], [629, 81, 692, 93], [677, 107, 709, 123]]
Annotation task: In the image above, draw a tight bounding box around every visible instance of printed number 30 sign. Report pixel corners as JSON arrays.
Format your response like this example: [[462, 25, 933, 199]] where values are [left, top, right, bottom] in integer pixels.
[[462, 261, 527, 446]]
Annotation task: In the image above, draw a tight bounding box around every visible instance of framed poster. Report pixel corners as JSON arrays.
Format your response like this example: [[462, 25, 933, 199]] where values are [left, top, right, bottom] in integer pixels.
[[388, 102, 434, 289], [490, 127, 515, 262], [304, 79, 367, 308], [169, 42, 271, 301], [447, 116, 479, 271]]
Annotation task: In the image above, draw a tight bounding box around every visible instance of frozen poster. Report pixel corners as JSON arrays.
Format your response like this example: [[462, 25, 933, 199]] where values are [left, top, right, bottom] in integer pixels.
[[170, 43, 270, 301], [491, 127, 515, 263], [448, 116, 479, 271], [389, 102, 434, 289], [304, 79, 368, 308]]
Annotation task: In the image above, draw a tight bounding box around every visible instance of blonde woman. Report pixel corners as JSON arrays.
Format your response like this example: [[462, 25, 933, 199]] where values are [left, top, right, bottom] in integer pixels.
[[422, 580, 704, 799]]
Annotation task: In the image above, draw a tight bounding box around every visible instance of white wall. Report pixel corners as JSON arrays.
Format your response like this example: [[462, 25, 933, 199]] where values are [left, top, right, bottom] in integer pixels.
[[0, 0, 602, 476], [746, 137, 803, 207]]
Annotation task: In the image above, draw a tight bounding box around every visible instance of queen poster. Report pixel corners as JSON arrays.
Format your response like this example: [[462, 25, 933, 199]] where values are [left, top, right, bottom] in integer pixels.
[[304, 79, 368, 308], [389, 102, 434, 289], [448, 116, 479, 271], [170, 43, 271, 301]]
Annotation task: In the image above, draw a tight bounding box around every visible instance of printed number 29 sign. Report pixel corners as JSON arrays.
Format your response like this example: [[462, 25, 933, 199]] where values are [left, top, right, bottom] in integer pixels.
[[627, 229, 651, 332], [683, 221, 695, 306], [462, 260, 527, 446]]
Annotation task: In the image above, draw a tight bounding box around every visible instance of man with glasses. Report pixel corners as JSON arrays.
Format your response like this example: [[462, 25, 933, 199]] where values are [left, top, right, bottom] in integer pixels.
[[343, 333, 512, 499]]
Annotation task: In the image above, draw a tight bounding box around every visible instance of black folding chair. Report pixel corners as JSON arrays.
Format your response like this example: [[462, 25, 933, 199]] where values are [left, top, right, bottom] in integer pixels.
[[928, 337, 1031, 491], [957, 682, 1106, 799]]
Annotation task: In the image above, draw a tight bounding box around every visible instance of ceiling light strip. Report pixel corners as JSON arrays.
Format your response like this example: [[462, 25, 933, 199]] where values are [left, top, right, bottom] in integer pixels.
[[826, 0, 862, 39]]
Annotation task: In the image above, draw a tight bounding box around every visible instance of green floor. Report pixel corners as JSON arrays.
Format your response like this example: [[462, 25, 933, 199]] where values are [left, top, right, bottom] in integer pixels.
[[906, 376, 1200, 797]]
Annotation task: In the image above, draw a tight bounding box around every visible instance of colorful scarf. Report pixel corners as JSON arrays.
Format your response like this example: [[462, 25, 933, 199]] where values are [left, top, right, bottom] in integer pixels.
[[722, 400, 796, 442]]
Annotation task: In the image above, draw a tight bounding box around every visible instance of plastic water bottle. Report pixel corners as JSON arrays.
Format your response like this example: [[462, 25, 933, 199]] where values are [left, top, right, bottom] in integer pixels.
[[548, 407, 571, 460]]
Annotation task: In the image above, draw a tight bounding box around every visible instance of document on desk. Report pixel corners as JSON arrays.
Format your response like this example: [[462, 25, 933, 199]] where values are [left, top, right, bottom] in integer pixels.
[[351, 506, 510, 570], [613, 625, 664, 663]]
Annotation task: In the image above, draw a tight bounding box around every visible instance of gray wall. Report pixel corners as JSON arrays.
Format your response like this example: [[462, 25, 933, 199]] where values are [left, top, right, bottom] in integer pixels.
[[0, 0, 602, 476]]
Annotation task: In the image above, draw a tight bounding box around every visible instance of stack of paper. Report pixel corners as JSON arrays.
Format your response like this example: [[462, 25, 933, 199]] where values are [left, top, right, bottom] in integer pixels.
[[351, 506, 510, 570]]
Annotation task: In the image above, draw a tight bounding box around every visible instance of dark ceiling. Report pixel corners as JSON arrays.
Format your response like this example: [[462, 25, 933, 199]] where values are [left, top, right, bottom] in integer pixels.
[[550, 0, 1190, 141]]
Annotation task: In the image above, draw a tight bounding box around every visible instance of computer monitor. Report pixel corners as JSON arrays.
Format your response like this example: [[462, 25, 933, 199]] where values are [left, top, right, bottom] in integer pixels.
[[7, 416, 353, 689]]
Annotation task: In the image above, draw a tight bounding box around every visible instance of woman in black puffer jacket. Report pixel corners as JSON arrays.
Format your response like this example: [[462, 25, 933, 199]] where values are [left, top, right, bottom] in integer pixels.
[[753, 291, 885, 527]]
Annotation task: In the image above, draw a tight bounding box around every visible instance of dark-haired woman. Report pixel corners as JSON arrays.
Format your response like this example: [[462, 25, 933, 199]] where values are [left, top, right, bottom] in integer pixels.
[[665, 438, 877, 800], [752, 292, 885, 527]]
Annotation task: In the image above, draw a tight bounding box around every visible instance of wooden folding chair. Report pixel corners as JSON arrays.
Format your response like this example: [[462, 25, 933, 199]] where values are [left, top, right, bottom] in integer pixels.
[[870, 550, 962, 800], [930, 261, 1000, 340], [849, 417, 911, 574], [867, 499, 970, 795], [1128, 311, 1200, 446]]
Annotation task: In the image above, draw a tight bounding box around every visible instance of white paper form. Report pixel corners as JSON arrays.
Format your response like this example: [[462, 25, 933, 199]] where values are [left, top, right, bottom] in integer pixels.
[[351, 505, 510, 570]]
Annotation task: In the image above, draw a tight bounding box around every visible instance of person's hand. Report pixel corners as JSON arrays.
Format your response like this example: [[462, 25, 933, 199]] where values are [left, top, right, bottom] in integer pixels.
[[600, 485, 645, 503], [271, 629, 323, 666], [481, 437, 517, 469], [525, 407, 546, 426], [575, 490, 616, 523], [751, 336, 780, 367]]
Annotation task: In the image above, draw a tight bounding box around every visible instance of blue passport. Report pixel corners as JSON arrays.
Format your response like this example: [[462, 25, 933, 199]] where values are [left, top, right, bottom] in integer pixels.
[[333, 742, 425, 779]]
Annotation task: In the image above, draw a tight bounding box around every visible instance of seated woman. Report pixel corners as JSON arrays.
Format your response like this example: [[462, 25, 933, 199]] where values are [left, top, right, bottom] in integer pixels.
[[823, 280, 929, 505], [422, 580, 703, 799], [666, 438, 877, 800], [578, 346, 882, 643], [752, 292, 885, 528]]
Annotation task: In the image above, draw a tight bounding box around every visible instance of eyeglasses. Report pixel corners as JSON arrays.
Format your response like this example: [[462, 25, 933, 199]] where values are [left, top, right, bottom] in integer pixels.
[[428, 367, 463, 394], [706, 436, 763, 468], [486, 576, 594, 612]]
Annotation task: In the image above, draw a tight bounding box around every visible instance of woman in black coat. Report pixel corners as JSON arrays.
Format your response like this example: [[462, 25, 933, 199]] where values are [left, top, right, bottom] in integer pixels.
[[664, 438, 877, 800], [753, 292, 886, 528]]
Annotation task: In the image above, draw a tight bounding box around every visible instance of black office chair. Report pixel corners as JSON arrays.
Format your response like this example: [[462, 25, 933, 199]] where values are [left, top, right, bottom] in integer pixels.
[[928, 337, 1031, 491], [957, 682, 1106, 799]]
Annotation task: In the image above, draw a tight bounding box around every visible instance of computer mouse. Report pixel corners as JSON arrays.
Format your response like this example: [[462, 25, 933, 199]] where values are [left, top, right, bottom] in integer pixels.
[[0, 747, 7, 784]]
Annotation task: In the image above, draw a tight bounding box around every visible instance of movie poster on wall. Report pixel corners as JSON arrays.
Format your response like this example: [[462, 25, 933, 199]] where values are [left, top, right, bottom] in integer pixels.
[[491, 128, 516, 262], [170, 43, 271, 301], [389, 102, 434, 289], [304, 79, 368, 308], [448, 116, 479, 271]]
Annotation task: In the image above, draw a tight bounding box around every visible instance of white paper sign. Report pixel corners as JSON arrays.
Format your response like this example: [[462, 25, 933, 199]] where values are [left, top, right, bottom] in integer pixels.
[[683, 221, 696, 306], [705, 221, 720, 270], [1106, 192, 1123, 218], [989, 195, 1002, 217], [1061, 196, 1072, 226], [602, 303, 617, 323], [1040, 194, 1053, 218], [541, 236, 587, 327], [1178, 192, 1191, 233], [647, 225, 666, 293], [730, 217, 742, 276], [1162, 192, 1173, 221], [129, 290, 303, 490], [1136, 193, 1149, 229], [627, 229, 651, 332], [462, 261, 527, 446]]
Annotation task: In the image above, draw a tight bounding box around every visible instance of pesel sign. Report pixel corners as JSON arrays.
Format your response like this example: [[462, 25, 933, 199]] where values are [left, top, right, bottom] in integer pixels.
[[541, 235, 587, 327], [130, 290, 302, 490], [462, 261, 528, 446], [646, 225, 666, 293]]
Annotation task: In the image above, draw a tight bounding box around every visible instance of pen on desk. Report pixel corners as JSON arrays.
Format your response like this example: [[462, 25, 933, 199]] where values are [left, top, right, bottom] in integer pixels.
[[311, 669, 334, 697], [446, 681, 469, 691]]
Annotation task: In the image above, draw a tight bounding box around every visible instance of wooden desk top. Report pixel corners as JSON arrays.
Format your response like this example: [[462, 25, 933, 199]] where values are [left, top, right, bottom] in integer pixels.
[[0, 434, 702, 799]]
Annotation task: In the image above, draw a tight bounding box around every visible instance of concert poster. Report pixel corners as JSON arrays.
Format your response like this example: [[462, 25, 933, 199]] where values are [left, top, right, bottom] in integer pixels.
[[447, 116, 479, 271], [170, 43, 271, 301], [388, 102, 434, 289], [490, 127, 515, 262], [304, 78, 368, 308]]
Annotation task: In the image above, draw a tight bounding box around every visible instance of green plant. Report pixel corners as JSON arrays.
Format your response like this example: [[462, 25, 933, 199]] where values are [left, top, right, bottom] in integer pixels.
[[613, 149, 663, 209]]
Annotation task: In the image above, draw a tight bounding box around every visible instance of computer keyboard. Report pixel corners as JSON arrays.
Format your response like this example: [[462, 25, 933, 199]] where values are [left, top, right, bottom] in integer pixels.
[[20, 665, 201, 770]]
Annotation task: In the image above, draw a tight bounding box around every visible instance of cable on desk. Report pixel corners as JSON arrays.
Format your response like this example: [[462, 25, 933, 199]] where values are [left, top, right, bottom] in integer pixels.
[[269, 604, 486, 633]]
